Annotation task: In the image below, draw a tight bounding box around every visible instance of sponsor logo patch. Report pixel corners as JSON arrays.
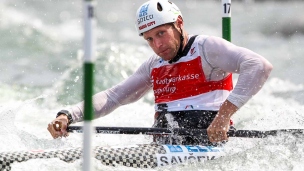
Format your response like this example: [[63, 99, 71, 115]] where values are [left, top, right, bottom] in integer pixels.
[[190, 47, 196, 55], [156, 145, 224, 166]]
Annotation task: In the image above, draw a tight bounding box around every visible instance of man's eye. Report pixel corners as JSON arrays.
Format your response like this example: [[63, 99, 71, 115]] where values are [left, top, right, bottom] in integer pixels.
[[158, 31, 164, 36], [146, 38, 152, 42]]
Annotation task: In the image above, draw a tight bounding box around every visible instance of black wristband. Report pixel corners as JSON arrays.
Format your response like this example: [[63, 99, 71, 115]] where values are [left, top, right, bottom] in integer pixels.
[[56, 110, 73, 126]]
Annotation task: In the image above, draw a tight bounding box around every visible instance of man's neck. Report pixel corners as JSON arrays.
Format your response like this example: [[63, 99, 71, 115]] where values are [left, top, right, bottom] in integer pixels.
[[181, 33, 189, 51]]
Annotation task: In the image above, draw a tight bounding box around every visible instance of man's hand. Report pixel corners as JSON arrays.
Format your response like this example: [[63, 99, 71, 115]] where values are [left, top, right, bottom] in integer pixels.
[[207, 100, 238, 143], [47, 115, 69, 139]]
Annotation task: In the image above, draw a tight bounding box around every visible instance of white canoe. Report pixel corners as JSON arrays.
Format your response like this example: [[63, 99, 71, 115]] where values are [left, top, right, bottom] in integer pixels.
[[0, 144, 224, 170]]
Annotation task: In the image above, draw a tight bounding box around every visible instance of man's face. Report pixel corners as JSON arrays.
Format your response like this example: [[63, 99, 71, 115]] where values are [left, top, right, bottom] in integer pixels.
[[143, 24, 180, 61]]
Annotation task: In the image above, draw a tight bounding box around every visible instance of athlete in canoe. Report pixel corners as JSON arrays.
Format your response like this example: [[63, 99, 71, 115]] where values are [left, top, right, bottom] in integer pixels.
[[47, 0, 273, 145]]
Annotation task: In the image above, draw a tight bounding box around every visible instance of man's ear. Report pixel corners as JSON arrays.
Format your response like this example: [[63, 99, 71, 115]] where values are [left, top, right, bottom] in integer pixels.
[[178, 15, 183, 21], [176, 16, 184, 28]]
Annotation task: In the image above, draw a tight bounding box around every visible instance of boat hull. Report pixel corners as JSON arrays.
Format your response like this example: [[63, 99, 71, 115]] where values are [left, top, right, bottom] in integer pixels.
[[0, 144, 223, 170]]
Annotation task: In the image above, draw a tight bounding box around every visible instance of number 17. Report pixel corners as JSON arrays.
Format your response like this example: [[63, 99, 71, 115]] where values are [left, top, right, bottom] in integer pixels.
[[223, 3, 231, 14]]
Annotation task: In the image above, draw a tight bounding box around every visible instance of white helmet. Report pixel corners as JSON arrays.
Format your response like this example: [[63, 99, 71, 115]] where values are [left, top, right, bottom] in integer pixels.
[[135, 0, 182, 36]]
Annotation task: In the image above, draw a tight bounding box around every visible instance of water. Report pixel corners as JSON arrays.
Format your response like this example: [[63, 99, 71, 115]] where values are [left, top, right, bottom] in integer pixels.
[[0, 0, 304, 170]]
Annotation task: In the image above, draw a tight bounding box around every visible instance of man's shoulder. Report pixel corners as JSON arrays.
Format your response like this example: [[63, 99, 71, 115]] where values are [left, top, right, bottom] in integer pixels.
[[193, 34, 211, 45], [143, 54, 163, 67], [147, 54, 162, 62], [195, 35, 219, 41], [195, 35, 232, 47]]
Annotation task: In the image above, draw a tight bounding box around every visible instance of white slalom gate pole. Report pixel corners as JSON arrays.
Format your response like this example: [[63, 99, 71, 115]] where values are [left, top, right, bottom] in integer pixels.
[[83, 0, 96, 170]]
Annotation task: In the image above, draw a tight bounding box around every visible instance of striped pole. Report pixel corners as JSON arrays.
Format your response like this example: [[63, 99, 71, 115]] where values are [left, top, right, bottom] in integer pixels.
[[222, 0, 231, 42], [83, 0, 96, 170]]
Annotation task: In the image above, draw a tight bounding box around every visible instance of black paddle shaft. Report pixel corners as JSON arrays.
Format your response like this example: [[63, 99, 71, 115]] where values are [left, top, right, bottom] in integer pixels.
[[67, 126, 304, 138]]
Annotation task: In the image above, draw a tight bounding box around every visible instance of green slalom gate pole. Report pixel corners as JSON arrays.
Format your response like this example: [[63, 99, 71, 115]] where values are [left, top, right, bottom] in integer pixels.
[[83, 0, 96, 170], [222, 0, 231, 42]]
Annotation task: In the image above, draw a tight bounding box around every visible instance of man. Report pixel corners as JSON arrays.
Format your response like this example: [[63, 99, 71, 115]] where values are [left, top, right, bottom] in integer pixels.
[[47, 0, 273, 145]]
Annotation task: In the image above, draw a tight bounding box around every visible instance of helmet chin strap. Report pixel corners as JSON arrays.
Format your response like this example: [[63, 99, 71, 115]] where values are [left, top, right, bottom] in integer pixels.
[[168, 27, 184, 64]]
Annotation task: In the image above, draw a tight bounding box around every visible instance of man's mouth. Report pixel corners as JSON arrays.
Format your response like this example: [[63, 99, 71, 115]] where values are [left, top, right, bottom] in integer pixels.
[[159, 48, 169, 55]]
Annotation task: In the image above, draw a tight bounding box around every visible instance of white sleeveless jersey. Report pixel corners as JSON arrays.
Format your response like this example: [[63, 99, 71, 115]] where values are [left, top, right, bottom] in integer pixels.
[[69, 35, 273, 123]]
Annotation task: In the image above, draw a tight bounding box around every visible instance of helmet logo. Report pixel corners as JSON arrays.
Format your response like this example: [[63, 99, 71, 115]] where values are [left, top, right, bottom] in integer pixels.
[[139, 4, 149, 17], [137, 4, 154, 26], [139, 20, 156, 31], [138, 15, 154, 25]]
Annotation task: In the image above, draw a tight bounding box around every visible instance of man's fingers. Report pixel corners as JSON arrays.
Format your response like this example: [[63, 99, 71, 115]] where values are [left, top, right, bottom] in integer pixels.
[[208, 130, 228, 143], [53, 121, 62, 131], [47, 122, 65, 139], [63, 133, 69, 137], [47, 123, 56, 138]]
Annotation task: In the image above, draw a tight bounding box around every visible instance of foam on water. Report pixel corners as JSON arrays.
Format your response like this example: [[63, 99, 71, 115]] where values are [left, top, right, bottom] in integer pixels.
[[1, 77, 303, 170]]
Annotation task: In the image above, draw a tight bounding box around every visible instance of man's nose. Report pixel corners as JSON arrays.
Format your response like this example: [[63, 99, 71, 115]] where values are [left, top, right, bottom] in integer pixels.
[[154, 38, 163, 48]]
